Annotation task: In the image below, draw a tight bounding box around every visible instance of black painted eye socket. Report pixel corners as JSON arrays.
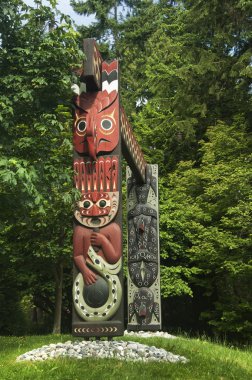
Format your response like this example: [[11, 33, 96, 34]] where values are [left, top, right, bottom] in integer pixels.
[[99, 200, 107, 208], [101, 119, 112, 130], [77, 120, 86, 133], [83, 201, 91, 208]]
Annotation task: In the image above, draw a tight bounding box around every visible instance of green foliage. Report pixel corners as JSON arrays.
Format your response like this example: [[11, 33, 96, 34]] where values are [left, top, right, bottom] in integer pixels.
[[70, 0, 123, 52], [71, 0, 156, 58], [119, 0, 252, 340], [0, 0, 83, 333], [133, 0, 252, 172], [159, 120, 252, 339], [0, 266, 27, 335]]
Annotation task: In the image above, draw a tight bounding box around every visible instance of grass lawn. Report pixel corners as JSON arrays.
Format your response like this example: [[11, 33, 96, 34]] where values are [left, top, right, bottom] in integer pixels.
[[0, 334, 251, 380]]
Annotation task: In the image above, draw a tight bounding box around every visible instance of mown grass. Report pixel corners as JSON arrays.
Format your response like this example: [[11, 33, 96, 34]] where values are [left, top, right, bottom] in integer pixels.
[[0, 334, 251, 380]]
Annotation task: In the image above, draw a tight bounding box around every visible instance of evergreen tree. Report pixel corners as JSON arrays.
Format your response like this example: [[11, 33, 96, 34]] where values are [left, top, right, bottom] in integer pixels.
[[70, 0, 155, 57], [133, 0, 252, 339], [161, 120, 252, 340], [70, 0, 122, 54], [135, 0, 252, 171]]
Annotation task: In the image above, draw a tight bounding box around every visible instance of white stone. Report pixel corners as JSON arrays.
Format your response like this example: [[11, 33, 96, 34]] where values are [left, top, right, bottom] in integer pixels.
[[127, 343, 138, 350], [16, 332, 188, 364]]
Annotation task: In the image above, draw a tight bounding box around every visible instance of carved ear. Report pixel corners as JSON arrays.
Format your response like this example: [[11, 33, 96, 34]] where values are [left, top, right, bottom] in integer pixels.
[[96, 90, 118, 113], [73, 92, 97, 111], [73, 90, 118, 113]]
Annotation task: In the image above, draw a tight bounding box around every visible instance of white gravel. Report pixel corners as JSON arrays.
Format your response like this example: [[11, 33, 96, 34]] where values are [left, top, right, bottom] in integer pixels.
[[16, 330, 188, 364], [124, 330, 177, 339]]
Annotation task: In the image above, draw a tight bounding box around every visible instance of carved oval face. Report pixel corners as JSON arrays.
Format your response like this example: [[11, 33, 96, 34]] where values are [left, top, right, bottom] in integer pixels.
[[133, 288, 154, 325], [129, 260, 158, 288], [73, 93, 119, 157], [75, 191, 119, 227]]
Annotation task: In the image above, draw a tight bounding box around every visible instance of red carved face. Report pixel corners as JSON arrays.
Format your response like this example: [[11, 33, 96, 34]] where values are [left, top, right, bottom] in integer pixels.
[[75, 191, 119, 227], [79, 192, 111, 217], [73, 91, 119, 159]]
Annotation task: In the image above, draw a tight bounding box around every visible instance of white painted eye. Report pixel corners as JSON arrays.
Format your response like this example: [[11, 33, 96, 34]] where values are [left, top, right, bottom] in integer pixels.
[[77, 120, 86, 133], [83, 200, 92, 209], [80, 200, 93, 215], [101, 119, 112, 131], [99, 199, 108, 208]]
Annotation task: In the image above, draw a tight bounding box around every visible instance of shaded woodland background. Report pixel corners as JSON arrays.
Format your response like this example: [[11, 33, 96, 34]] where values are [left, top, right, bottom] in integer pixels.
[[0, 0, 251, 343]]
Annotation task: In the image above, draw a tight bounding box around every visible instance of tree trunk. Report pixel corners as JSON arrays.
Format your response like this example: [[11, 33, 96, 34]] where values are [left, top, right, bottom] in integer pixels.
[[52, 261, 63, 334]]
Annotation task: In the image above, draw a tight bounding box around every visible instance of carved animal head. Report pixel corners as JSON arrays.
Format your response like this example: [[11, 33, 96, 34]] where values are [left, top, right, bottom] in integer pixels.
[[73, 90, 119, 160], [129, 288, 157, 325], [75, 191, 119, 227]]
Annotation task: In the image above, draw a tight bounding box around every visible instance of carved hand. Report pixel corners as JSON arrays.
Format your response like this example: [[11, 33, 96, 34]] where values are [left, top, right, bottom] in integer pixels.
[[83, 266, 97, 285], [90, 232, 106, 247]]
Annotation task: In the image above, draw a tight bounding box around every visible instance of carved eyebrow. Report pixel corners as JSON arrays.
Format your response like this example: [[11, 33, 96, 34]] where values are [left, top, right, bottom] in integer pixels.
[[99, 110, 116, 123]]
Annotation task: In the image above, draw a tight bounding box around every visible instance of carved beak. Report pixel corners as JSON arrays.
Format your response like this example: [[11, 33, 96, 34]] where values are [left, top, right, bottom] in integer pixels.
[[86, 115, 97, 160], [87, 136, 97, 160]]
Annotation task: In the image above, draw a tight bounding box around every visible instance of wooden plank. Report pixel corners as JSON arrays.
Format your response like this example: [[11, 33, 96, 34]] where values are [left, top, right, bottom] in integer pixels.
[[81, 39, 102, 91], [120, 107, 147, 184]]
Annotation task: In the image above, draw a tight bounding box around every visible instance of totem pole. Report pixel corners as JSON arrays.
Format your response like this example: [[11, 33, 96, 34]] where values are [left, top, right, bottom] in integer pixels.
[[127, 165, 161, 330], [72, 40, 123, 337], [72, 39, 161, 338]]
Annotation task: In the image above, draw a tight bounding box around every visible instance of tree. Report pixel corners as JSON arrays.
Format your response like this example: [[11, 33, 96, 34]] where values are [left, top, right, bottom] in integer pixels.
[[161, 120, 252, 340], [0, 0, 83, 334], [134, 0, 252, 172], [132, 0, 252, 339], [70, 0, 155, 57]]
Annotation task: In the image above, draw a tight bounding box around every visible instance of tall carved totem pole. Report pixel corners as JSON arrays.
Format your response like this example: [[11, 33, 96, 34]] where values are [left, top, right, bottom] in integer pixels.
[[72, 39, 161, 338], [127, 165, 161, 331]]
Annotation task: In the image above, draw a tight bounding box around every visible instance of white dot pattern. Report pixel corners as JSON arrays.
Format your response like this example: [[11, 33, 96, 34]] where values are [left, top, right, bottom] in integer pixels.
[[120, 109, 146, 182]]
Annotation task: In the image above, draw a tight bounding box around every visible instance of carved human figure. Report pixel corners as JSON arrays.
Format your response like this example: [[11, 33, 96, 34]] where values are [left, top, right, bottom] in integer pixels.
[[73, 191, 121, 286]]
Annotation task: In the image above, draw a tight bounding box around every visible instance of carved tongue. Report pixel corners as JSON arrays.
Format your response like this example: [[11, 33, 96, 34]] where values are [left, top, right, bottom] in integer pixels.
[[139, 302, 146, 317], [139, 221, 145, 233]]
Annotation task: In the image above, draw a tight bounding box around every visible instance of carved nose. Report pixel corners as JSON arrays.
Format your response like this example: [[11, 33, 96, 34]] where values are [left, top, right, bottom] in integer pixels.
[[91, 204, 100, 216], [139, 302, 146, 317], [86, 117, 97, 160]]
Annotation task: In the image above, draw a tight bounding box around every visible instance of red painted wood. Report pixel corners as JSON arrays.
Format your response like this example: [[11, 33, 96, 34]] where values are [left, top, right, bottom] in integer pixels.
[[73, 92, 119, 158]]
